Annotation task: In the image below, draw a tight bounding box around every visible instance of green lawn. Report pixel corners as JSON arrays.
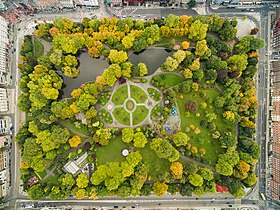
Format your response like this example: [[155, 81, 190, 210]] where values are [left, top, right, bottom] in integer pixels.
[[112, 85, 128, 105], [57, 119, 91, 136], [113, 107, 130, 126], [33, 38, 44, 58], [152, 73, 185, 90], [139, 143, 170, 181], [43, 175, 60, 185], [99, 109, 113, 124], [132, 105, 149, 125], [130, 85, 148, 103], [35, 171, 47, 180], [96, 136, 127, 165], [176, 89, 235, 165], [147, 88, 161, 101]]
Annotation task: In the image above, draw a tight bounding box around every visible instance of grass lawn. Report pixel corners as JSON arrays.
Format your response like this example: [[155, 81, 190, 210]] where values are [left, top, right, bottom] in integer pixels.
[[33, 38, 44, 58], [130, 85, 148, 103], [176, 89, 235, 165], [152, 73, 185, 89], [113, 107, 130, 126], [112, 85, 128, 105], [99, 109, 113, 124], [96, 136, 127, 165], [148, 88, 161, 101], [139, 143, 170, 181], [34, 171, 47, 180], [43, 175, 60, 185], [57, 119, 91, 136], [132, 105, 149, 125]]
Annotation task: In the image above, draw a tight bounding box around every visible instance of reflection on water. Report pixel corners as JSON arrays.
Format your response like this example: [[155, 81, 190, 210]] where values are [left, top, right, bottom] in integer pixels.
[[59, 52, 109, 98], [59, 48, 173, 98], [129, 48, 173, 75]]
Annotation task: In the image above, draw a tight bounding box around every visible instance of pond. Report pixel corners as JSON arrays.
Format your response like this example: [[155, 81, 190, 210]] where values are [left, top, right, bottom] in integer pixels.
[[129, 48, 173, 75], [59, 48, 173, 98], [59, 52, 109, 98]]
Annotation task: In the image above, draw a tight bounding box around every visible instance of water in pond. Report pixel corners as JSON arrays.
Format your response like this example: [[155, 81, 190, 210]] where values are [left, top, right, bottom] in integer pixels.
[[129, 48, 173, 75], [59, 52, 109, 98]]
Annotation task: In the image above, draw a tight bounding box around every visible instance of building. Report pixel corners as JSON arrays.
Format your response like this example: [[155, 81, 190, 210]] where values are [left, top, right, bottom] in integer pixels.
[[0, 1, 7, 13], [0, 16, 9, 86], [272, 10, 280, 50], [0, 88, 8, 112], [270, 61, 280, 88], [74, 0, 99, 7], [0, 116, 11, 135], [59, 0, 75, 8], [123, 0, 144, 6], [108, 0, 123, 7], [63, 152, 88, 175], [0, 136, 10, 198]]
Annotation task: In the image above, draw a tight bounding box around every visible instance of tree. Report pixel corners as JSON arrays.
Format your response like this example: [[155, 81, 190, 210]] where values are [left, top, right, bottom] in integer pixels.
[[214, 96, 225, 108], [133, 37, 148, 52], [215, 160, 233, 176], [170, 162, 183, 179], [250, 28, 259, 35], [188, 20, 208, 41], [173, 50, 186, 63], [243, 173, 258, 187], [108, 50, 128, 64], [162, 56, 179, 72], [138, 62, 148, 76], [59, 173, 75, 189], [164, 14, 180, 28], [76, 173, 89, 189], [122, 35, 134, 49], [133, 132, 148, 148], [219, 131, 237, 148], [183, 68, 193, 79], [181, 41, 190, 50], [122, 128, 134, 143], [28, 184, 45, 200], [69, 135, 82, 147], [188, 174, 203, 187], [193, 69, 204, 81], [198, 168, 214, 181], [153, 181, 168, 196], [126, 151, 142, 167], [188, 0, 197, 8], [76, 189, 86, 199], [233, 160, 250, 180], [172, 132, 189, 146], [93, 128, 112, 146], [150, 138, 180, 162], [195, 40, 211, 59], [218, 19, 237, 41]]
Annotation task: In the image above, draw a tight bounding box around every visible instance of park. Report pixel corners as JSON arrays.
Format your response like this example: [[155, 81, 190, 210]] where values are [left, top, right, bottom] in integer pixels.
[[16, 14, 263, 199]]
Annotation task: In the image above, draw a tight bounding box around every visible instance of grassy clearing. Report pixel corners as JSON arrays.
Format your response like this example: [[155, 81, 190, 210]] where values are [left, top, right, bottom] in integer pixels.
[[113, 107, 130, 126], [95, 136, 127, 165], [112, 85, 128, 105], [130, 85, 148, 103], [176, 89, 235, 165], [99, 109, 113, 124], [35, 171, 47, 180], [57, 119, 91, 136], [148, 88, 161, 101], [132, 105, 149, 125], [33, 38, 44, 58], [139, 143, 170, 181], [43, 175, 60, 185], [152, 73, 185, 90]]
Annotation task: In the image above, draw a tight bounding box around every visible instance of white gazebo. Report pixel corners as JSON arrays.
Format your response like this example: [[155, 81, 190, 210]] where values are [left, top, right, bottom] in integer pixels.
[[122, 149, 129, 157]]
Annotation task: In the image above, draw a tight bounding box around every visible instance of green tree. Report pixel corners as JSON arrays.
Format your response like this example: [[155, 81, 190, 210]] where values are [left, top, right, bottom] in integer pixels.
[[76, 174, 89, 189], [133, 132, 148, 148], [138, 62, 148, 76], [122, 128, 134, 143], [188, 20, 208, 41], [172, 132, 189, 146], [195, 40, 211, 59], [188, 174, 204, 187], [28, 184, 45, 200], [198, 168, 214, 181]]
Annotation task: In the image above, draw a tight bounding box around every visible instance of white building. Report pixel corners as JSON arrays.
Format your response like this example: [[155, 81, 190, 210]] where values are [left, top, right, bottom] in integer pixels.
[[0, 116, 11, 135], [63, 152, 88, 175], [59, 0, 75, 8], [75, 0, 99, 7], [0, 88, 8, 112], [0, 16, 9, 86], [0, 136, 9, 198]]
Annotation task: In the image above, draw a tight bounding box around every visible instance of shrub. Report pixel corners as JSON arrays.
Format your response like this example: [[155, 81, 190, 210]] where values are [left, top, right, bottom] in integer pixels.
[[185, 100, 198, 112]]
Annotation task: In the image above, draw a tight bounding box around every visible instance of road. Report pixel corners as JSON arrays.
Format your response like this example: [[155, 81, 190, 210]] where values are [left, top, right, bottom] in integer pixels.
[[2, 2, 279, 209]]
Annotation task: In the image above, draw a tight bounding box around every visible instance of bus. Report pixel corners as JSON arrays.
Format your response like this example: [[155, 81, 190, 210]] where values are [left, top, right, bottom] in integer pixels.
[[260, 192, 266, 200]]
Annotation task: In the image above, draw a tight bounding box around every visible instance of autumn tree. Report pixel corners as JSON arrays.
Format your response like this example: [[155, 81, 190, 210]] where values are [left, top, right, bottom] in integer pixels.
[[153, 181, 168, 196], [188, 20, 208, 41], [108, 50, 128, 64], [69, 135, 82, 147], [170, 162, 183, 179], [195, 40, 211, 59]]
